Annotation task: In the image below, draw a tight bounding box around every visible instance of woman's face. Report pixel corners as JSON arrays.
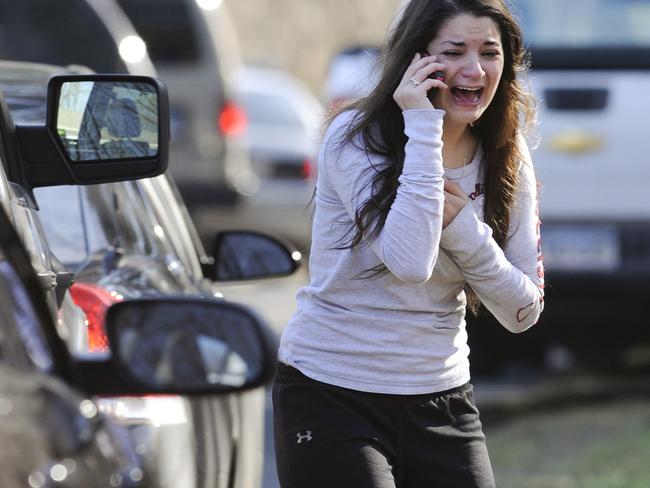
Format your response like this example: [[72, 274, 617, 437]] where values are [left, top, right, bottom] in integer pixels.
[[425, 13, 504, 127]]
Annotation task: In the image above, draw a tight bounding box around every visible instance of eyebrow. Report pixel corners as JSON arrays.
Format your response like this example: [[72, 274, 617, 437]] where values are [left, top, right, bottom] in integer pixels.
[[442, 40, 501, 47]]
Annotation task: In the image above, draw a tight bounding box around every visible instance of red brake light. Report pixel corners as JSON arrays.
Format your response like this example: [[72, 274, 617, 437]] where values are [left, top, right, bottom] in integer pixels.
[[218, 101, 247, 136], [301, 158, 314, 180], [70, 283, 122, 352]]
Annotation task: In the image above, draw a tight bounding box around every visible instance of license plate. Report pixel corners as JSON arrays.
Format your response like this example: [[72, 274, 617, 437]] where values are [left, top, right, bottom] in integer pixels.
[[542, 225, 620, 272]]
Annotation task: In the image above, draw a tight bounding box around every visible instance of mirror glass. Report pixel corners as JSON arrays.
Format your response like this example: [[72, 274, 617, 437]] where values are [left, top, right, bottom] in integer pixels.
[[107, 300, 267, 391], [213, 232, 300, 281], [56, 81, 159, 161]]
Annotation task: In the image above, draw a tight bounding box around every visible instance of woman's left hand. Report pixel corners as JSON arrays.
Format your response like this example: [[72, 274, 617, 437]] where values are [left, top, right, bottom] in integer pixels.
[[443, 180, 468, 228]]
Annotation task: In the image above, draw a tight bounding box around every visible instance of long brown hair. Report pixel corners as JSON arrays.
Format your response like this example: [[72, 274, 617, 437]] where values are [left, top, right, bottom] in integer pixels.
[[328, 0, 536, 313]]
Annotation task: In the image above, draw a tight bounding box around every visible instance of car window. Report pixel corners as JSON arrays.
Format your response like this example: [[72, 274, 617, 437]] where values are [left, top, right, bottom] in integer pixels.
[[0, 65, 62, 128], [116, 0, 201, 63], [242, 92, 304, 128], [33, 180, 204, 284], [0, 0, 127, 73], [30, 187, 86, 267], [137, 176, 204, 280], [512, 0, 650, 47], [9, 184, 52, 272], [34, 183, 159, 269], [0, 256, 53, 372]]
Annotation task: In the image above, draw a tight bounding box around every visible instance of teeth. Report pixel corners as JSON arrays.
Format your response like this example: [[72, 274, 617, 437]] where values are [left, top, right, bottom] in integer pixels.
[[457, 87, 481, 92]]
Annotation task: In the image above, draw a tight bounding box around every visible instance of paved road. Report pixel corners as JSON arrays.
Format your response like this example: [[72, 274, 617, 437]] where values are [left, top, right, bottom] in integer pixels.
[[219, 268, 307, 336], [219, 269, 306, 488]]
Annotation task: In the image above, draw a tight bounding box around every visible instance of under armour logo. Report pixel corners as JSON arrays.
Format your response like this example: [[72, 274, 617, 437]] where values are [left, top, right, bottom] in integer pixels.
[[296, 431, 312, 444]]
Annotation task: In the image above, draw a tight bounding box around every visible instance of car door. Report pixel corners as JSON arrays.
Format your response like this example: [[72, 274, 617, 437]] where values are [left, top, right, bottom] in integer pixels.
[[0, 203, 144, 488]]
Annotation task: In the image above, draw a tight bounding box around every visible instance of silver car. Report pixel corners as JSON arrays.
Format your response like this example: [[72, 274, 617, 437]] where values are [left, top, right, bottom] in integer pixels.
[[0, 59, 300, 488]]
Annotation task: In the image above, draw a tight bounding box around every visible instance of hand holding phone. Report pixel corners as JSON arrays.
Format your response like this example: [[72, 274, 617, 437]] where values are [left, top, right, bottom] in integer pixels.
[[420, 51, 445, 102]]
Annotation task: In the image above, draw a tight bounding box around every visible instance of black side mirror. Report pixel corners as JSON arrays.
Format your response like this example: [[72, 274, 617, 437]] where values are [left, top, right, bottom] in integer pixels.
[[102, 297, 277, 395], [10, 74, 169, 189], [211, 231, 302, 282]]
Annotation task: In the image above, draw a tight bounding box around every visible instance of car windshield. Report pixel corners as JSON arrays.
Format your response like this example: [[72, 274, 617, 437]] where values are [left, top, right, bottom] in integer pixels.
[[0, 0, 126, 72], [512, 0, 650, 47], [116, 0, 201, 63], [243, 93, 304, 128]]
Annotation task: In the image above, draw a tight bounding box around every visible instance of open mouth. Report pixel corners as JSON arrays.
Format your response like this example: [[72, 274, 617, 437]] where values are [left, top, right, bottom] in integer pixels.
[[451, 86, 483, 104]]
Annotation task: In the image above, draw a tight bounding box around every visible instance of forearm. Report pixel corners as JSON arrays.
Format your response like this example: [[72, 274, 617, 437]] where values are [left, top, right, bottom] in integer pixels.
[[440, 203, 544, 332], [323, 109, 447, 283]]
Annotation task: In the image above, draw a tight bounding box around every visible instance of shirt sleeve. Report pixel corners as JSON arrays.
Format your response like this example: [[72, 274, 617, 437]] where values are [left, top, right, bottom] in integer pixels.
[[319, 109, 446, 283], [438, 136, 544, 332]]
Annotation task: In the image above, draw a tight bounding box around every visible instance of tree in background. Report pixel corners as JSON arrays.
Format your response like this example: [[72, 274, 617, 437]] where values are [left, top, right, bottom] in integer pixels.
[[226, 0, 402, 97]]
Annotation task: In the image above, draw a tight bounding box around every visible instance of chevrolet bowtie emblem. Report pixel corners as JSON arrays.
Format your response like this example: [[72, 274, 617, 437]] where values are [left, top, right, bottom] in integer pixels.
[[548, 131, 605, 154]]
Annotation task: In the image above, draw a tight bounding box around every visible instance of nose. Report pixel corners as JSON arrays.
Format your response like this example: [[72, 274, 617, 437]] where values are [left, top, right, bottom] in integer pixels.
[[461, 54, 485, 79]]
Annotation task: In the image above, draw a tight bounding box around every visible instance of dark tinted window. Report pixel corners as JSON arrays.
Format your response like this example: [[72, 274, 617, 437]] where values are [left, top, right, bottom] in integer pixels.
[[0, 0, 127, 72], [116, 0, 201, 63]]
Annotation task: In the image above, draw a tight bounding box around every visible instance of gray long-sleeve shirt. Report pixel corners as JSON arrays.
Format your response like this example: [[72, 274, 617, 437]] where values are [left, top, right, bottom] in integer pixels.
[[278, 108, 544, 394]]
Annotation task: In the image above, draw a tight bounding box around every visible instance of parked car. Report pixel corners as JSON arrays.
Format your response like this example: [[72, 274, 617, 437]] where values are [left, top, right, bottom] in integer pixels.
[[0, 68, 166, 486], [0, 190, 278, 488], [467, 0, 650, 373], [0, 2, 291, 484], [0, 69, 87, 356], [34, 181, 296, 488], [200, 65, 323, 251], [0, 0, 154, 75], [0, 194, 145, 488], [116, 0, 255, 208], [0, 60, 301, 488]]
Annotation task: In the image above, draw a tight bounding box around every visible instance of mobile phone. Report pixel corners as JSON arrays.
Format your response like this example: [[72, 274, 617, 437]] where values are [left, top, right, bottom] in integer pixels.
[[420, 51, 445, 102]]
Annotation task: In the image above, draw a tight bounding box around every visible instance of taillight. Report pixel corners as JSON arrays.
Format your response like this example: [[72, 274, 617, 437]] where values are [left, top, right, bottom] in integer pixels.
[[301, 158, 314, 180], [218, 101, 247, 137], [70, 283, 123, 352]]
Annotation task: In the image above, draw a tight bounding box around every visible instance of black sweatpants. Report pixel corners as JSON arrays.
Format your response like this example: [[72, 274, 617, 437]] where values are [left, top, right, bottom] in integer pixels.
[[272, 363, 495, 488]]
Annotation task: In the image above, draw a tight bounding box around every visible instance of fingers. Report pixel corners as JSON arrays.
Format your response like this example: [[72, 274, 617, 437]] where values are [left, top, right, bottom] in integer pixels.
[[419, 77, 447, 93], [442, 189, 467, 229], [395, 54, 447, 111], [405, 53, 438, 75], [444, 179, 465, 197], [412, 62, 446, 84], [404, 54, 445, 84], [403, 52, 423, 78]]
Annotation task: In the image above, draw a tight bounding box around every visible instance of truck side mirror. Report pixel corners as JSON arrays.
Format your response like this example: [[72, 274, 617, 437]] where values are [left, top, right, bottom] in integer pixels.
[[9, 74, 170, 189]]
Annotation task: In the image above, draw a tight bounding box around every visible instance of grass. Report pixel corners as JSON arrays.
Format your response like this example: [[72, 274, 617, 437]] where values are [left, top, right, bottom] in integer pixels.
[[483, 399, 650, 488]]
